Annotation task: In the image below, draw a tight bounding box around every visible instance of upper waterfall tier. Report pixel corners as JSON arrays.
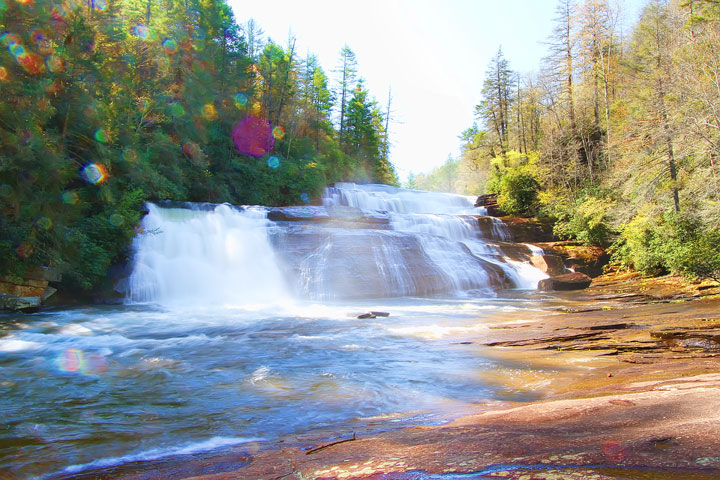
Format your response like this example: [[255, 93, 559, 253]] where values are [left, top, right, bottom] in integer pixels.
[[323, 182, 486, 215]]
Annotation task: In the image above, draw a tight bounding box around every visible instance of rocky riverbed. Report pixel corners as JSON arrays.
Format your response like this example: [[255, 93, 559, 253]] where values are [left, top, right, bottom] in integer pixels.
[[61, 272, 720, 480]]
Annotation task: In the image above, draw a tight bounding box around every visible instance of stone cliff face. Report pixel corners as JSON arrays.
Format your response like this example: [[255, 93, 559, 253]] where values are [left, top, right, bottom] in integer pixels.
[[0, 267, 59, 312]]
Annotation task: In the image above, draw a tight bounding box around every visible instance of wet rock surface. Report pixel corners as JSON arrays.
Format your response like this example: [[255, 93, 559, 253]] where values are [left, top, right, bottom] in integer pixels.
[[74, 273, 720, 480]]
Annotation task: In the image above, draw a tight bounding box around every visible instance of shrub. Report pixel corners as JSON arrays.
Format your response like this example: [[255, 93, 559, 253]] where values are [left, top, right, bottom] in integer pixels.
[[486, 151, 540, 216], [540, 188, 615, 247], [612, 208, 720, 281]]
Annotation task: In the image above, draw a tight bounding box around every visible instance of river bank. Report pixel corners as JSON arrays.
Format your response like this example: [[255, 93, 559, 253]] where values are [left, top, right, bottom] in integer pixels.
[[61, 272, 720, 480]]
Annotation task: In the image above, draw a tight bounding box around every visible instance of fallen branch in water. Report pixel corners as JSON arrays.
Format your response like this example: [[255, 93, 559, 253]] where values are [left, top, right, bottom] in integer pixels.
[[305, 433, 356, 455]]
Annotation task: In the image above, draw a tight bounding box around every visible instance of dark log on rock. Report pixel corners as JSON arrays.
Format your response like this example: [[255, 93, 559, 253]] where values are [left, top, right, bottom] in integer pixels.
[[530, 254, 568, 276], [357, 313, 376, 319], [538, 272, 593, 291], [370, 311, 390, 317]]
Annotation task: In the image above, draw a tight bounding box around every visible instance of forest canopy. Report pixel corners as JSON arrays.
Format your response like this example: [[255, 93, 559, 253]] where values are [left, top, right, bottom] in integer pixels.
[[412, 0, 720, 282], [0, 0, 396, 290]]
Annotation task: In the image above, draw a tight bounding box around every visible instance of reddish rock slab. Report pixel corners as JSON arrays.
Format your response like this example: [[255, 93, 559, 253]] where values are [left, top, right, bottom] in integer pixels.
[[539, 272, 593, 291], [530, 254, 567, 276]]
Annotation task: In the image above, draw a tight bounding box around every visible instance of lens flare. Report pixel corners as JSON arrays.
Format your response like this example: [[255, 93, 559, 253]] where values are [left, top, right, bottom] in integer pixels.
[[267, 156, 280, 169], [91, 0, 108, 11], [233, 92, 248, 108], [122, 148, 138, 162], [182, 141, 199, 157], [57, 349, 107, 375], [36, 217, 53, 230], [300, 193, 310, 204], [272, 126, 285, 140], [51, 4, 68, 20], [0, 184, 13, 197], [80, 163, 108, 184], [46, 54, 65, 73], [0, 67, 7, 82], [170, 103, 185, 117], [15, 243, 33, 259], [232, 116, 275, 157], [30, 28, 46, 42], [61, 190, 79, 204], [94, 128, 109, 143], [108, 213, 124, 226], [17, 52, 46, 74], [1, 32, 20, 47], [201, 103, 217, 121], [60, 349, 83, 372], [9, 42, 25, 57], [133, 24, 155, 41], [162, 38, 178, 55]]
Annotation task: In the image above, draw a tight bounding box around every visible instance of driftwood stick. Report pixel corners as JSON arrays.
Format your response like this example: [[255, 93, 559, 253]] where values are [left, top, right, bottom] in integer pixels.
[[272, 473, 294, 480], [305, 433, 356, 455]]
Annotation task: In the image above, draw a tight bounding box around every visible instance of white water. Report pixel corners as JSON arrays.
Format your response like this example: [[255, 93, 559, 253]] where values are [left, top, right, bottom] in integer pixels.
[[324, 183, 547, 292], [127, 184, 547, 305], [1, 186, 562, 479], [128, 203, 289, 307], [323, 182, 480, 214]]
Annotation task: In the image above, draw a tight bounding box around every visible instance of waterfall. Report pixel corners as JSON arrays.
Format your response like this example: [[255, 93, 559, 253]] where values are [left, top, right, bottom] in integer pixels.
[[128, 203, 289, 306], [127, 184, 547, 304], [322, 183, 547, 292]]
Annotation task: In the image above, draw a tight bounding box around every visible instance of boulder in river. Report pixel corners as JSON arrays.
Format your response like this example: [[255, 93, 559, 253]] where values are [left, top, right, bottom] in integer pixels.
[[538, 272, 592, 291], [531, 254, 568, 276]]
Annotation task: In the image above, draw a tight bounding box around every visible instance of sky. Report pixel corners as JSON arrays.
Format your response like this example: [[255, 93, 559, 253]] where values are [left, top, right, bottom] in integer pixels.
[[227, 0, 649, 183]]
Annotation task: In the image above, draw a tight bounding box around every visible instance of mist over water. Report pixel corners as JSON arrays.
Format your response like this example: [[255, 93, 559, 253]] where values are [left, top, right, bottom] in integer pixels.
[[0, 185, 558, 479]]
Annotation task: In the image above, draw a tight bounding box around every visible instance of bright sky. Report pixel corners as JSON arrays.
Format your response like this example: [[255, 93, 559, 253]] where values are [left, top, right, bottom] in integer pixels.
[[227, 0, 648, 183]]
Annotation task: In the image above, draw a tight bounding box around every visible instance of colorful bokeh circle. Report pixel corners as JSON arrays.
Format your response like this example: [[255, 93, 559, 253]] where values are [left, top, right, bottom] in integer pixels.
[[267, 156, 280, 169], [272, 126, 285, 140], [61, 190, 79, 204], [80, 163, 108, 184], [232, 116, 275, 158], [162, 38, 179, 55], [108, 213, 124, 226]]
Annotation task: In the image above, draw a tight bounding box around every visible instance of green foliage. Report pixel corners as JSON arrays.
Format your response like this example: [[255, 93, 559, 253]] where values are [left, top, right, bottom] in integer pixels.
[[540, 188, 616, 247], [485, 151, 540, 216], [0, 0, 396, 292], [613, 208, 720, 281]]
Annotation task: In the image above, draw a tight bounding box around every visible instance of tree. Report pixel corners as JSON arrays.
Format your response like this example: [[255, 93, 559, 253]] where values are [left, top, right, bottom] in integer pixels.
[[475, 47, 515, 154], [622, 0, 681, 213], [334, 45, 357, 152]]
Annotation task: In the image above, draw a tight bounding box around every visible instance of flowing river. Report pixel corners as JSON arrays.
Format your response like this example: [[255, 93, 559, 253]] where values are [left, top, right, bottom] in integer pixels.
[[0, 184, 579, 479]]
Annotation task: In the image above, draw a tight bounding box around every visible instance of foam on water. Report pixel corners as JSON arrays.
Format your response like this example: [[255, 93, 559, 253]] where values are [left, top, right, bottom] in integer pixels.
[[61, 436, 260, 475]]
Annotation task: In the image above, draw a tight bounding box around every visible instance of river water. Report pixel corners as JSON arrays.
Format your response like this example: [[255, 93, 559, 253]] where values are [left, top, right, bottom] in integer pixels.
[[0, 184, 573, 479]]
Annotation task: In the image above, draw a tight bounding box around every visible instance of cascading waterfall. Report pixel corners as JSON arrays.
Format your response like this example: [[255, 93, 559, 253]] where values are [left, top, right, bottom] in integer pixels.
[[322, 183, 547, 292], [127, 184, 547, 304], [128, 203, 289, 306]]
